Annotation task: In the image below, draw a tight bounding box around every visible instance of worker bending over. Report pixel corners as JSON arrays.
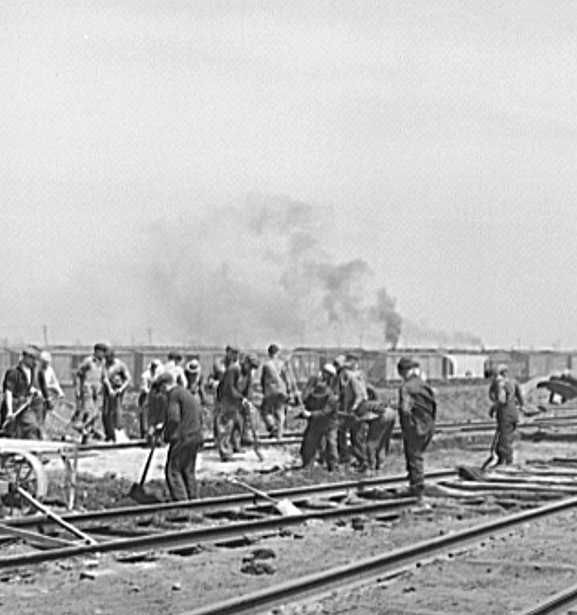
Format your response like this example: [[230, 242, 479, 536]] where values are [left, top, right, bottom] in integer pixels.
[[157, 372, 204, 501]]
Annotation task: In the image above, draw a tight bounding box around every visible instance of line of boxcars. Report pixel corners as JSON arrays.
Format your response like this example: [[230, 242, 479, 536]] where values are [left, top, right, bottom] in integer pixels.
[[0, 345, 575, 390]]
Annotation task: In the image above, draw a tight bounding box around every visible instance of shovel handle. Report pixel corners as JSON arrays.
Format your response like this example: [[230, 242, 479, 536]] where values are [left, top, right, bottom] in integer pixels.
[[229, 478, 278, 505]]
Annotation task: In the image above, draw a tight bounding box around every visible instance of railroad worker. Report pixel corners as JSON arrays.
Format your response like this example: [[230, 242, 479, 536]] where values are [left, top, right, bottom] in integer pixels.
[[488, 364, 524, 465], [260, 344, 295, 439], [216, 347, 250, 461], [1, 346, 43, 439], [397, 357, 437, 499], [163, 351, 186, 387], [138, 359, 163, 438], [156, 372, 204, 501], [37, 350, 65, 430], [299, 363, 339, 471], [234, 353, 262, 457], [337, 353, 369, 469], [184, 357, 207, 407], [101, 349, 132, 442], [357, 386, 396, 473], [74, 342, 108, 429]]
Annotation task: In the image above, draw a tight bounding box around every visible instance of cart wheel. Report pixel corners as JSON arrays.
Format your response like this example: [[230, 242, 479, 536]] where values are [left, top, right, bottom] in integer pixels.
[[0, 451, 48, 516]]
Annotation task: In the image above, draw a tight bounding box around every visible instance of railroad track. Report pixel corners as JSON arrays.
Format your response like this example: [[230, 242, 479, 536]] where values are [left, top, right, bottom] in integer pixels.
[[183, 493, 577, 615], [0, 469, 458, 567], [76, 412, 577, 452]]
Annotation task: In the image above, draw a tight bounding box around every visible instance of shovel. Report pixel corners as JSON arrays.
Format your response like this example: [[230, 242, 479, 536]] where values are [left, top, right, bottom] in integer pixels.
[[128, 437, 161, 504], [457, 428, 500, 482], [229, 477, 302, 516]]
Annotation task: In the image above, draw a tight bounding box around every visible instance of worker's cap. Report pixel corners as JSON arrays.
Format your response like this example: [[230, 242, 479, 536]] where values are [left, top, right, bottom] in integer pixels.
[[333, 354, 346, 368], [497, 363, 509, 375], [397, 357, 419, 374], [267, 343, 280, 356], [155, 372, 175, 387], [186, 359, 201, 373], [345, 353, 360, 362], [22, 346, 40, 360], [40, 350, 52, 363], [149, 359, 161, 369], [226, 345, 239, 355], [105, 348, 116, 359], [244, 354, 260, 369], [167, 351, 183, 362], [93, 342, 109, 353], [321, 363, 337, 377]]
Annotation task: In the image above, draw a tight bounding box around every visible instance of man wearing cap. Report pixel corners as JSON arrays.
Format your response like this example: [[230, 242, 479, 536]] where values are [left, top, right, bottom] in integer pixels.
[[397, 357, 437, 498], [300, 363, 339, 471], [184, 357, 207, 406], [37, 351, 65, 430], [74, 342, 108, 430], [156, 372, 204, 501], [337, 353, 369, 469], [101, 349, 132, 442], [357, 386, 396, 473], [1, 347, 43, 439], [216, 347, 249, 461], [138, 359, 163, 438], [260, 344, 295, 439], [163, 351, 186, 388], [488, 364, 524, 465]]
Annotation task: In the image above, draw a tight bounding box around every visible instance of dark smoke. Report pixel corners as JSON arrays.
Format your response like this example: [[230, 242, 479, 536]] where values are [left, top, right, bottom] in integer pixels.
[[402, 319, 483, 349], [370, 287, 402, 349]]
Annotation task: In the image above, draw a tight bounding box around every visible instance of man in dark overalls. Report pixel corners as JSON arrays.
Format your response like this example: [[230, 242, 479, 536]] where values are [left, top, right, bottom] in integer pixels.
[[397, 357, 437, 499], [1, 347, 43, 439], [489, 364, 524, 465]]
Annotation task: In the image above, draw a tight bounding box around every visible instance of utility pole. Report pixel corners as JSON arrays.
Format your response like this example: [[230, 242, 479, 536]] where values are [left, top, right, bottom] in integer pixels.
[[146, 327, 153, 346], [42, 325, 48, 347]]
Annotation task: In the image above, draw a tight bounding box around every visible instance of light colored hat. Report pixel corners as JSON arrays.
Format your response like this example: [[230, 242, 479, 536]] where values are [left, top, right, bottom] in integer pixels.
[[186, 359, 201, 373], [40, 350, 52, 363], [322, 363, 337, 377]]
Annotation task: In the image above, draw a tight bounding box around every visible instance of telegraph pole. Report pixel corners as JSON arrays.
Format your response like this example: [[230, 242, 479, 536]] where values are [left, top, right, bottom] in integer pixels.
[[42, 325, 49, 347]]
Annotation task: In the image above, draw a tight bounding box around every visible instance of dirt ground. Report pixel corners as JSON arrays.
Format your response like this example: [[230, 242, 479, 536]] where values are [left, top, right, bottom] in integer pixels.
[[2, 438, 577, 615]]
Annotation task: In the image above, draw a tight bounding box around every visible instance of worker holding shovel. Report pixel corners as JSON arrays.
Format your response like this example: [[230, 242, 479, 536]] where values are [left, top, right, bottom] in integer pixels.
[[156, 372, 204, 501], [488, 364, 524, 466]]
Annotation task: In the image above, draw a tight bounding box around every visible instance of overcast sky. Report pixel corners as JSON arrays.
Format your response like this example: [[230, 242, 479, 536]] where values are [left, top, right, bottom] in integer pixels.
[[1, 1, 576, 348]]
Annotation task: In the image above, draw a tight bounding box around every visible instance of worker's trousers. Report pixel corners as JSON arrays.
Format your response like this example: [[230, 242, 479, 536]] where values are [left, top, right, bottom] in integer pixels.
[[495, 410, 517, 465], [102, 392, 123, 441], [300, 417, 338, 471], [400, 414, 434, 494], [337, 416, 367, 466], [165, 434, 203, 501], [260, 395, 286, 438], [215, 404, 239, 461], [365, 408, 396, 471]]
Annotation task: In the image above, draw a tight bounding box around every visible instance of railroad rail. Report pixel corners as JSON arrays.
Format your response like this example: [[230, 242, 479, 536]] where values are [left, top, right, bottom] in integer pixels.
[[183, 494, 577, 615], [521, 582, 577, 615], [3, 469, 456, 529], [76, 412, 577, 451]]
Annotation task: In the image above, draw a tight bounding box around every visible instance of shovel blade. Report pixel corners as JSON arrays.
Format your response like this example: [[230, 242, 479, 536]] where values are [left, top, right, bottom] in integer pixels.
[[276, 499, 302, 516]]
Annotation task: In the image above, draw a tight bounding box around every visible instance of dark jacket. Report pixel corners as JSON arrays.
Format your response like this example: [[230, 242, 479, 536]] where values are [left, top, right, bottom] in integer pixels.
[[398, 374, 436, 437], [165, 387, 203, 443], [220, 363, 244, 412], [304, 380, 338, 426]]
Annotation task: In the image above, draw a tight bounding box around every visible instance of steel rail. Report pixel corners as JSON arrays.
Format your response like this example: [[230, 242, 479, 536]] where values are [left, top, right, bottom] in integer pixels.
[[520, 582, 577, 615], [0, 497, 415, 568], [183, 495, 577, 615], [4, 469, 456, 529], [77, 413, 577, 451]]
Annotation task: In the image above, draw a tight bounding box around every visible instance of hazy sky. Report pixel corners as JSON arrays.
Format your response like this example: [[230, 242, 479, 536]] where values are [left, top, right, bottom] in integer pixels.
[[1, 1, 576, 348]]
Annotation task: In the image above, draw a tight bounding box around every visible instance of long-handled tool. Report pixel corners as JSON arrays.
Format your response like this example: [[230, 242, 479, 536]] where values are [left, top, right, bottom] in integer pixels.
[[245, 401, 264, 462], [457, 427, 500, 482], [128, 428, 163, 503], [1, 398, 34, 432], [229, 477, 301, 516], [14, 486, 96, 545]]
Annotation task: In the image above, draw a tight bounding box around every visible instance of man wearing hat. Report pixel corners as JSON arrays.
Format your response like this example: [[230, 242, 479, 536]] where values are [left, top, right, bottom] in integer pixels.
[[260, 344, 296, 439], [488, 364, 524, 465], [156, 372, 204, 501], [397, 357, 437, 498], [300, 363, 339, 471], [216, 346, 248, 461], [37, 350, 65, 430], [184, 356, 207, 407], [101, 349, 132, 442], [1, 346, 43, 439], [74, 342, 108, 430], [163, 351, 186, 387], [337, 353, 369, 468]]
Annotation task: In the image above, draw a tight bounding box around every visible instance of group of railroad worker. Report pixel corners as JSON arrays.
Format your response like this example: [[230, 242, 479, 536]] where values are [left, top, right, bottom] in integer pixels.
[[0, 342, 525, 502]]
